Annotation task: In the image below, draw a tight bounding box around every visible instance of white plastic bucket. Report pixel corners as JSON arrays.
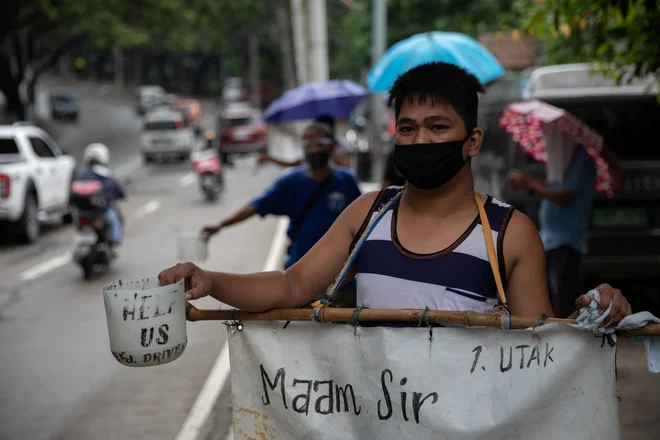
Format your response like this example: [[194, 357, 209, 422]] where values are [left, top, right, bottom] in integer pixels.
[[177, 232, 208, 262], [102, 278, 187, 367]]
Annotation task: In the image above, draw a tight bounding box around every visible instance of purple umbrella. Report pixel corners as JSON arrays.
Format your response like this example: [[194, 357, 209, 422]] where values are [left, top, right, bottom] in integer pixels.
[[263, 80, 369, 124]]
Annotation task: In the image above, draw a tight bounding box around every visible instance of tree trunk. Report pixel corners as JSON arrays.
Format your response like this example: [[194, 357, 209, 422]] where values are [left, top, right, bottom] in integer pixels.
[[193, 56, 212, 95], [0, 53, 25, 120], [248, 35, 261, 109]]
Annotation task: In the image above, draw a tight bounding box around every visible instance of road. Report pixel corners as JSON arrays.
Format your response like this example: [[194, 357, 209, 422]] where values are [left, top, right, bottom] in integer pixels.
[[1, 77, 659, 440], [0, 78, 288, 440]]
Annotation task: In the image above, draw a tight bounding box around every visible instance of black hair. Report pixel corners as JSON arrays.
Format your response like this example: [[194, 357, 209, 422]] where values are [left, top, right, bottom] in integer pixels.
[[314, 114, 336, 132], [304, 121, 335, 141], [387, 62, 484, 132]]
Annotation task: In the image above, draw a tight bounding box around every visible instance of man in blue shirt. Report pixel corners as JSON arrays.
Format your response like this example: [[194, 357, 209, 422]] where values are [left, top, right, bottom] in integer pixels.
[[507, 143, 621, 317], [203, 122, 361, 269]]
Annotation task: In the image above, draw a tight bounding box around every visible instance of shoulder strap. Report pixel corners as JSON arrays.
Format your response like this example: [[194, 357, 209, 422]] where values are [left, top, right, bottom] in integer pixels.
[[474, 192, 509, 314], [349, 186, 402, 253], [325, 189, 404, 299], [289, 174, 334, 241]]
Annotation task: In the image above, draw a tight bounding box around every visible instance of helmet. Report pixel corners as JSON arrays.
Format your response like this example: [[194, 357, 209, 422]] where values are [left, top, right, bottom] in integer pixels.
[[83, 143, 110, 167]]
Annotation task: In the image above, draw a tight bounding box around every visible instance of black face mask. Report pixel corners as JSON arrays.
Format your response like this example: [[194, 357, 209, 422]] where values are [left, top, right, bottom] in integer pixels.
[[394, 133, 472, 190], [305, 150, 331, 170]]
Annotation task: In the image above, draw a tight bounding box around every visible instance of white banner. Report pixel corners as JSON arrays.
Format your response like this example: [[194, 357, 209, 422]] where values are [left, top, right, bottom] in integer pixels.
[[228, 322, 619, 439]]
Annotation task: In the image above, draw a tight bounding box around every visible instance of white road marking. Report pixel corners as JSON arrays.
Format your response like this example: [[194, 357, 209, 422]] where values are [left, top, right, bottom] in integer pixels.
[[134, 200, 161, 219], [20, 253, 72, 282], [173, 217, 290, 440], [179, 174, 196, 188]]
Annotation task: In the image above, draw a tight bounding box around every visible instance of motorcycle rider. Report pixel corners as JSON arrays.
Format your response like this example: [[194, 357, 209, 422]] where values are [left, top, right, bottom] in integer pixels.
[[75, 143, 126, 245]]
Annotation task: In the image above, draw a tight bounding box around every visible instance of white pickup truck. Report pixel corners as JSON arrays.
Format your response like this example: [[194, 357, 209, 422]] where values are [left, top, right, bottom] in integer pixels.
[[0, 123, 77, 242]]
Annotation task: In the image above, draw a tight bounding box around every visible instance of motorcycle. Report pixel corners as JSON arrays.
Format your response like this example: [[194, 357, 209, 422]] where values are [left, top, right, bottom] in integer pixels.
[[69, 180, 118, 279], [191, 148, 224, 202]]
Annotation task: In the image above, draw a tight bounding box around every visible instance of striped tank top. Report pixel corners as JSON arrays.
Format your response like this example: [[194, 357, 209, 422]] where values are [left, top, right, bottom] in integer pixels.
[[352, 187, 515, 313]]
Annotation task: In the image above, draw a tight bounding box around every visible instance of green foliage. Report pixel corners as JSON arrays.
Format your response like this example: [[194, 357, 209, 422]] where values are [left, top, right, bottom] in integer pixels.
[[519, 0, 660, 91], [327, 0, 520, 82]]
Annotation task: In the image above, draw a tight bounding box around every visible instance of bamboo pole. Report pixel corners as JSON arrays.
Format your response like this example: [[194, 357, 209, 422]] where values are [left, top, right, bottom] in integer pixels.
[[184, 303, 660, 337]]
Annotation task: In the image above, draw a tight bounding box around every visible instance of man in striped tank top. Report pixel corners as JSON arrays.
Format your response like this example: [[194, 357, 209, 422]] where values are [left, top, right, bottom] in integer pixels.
[[159, 62, 632, 325]]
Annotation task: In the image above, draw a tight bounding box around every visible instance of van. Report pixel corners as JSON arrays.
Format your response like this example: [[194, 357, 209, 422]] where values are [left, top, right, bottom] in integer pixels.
[[476, 64, 660, 308]]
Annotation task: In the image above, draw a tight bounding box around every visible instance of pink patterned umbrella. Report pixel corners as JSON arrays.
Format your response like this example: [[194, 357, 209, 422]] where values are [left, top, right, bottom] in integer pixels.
[[498, 100, 613, 195]]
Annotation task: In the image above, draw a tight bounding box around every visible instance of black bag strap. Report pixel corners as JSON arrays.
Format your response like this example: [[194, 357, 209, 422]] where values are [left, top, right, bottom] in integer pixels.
[[289, 174, 334, 241]]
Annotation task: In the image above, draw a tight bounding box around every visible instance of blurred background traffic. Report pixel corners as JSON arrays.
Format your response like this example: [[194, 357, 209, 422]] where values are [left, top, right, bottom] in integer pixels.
[[1, 1, 659, 439]]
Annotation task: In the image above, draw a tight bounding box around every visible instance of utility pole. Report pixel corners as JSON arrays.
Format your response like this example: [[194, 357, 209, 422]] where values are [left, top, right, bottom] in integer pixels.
[[290, 0, 307, 86], [369, 0, 387, 182], [307, 0, 329, 82]]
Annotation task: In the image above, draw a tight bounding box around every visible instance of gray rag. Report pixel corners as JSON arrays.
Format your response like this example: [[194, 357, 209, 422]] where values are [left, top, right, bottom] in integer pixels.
[[576, 289, 660, 373]]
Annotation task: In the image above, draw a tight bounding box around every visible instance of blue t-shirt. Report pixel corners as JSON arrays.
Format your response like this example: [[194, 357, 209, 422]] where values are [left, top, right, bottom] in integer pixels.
[[251, 166, 362, 265], [539, 148, 596, 254]]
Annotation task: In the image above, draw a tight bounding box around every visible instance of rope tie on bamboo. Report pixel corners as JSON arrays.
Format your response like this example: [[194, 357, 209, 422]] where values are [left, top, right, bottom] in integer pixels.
[[418, 307, 431, 328], [312, 298, 328, 323], [500, 313, 513, 330], [352, 304, 365, 328], [222, 309, 242, 330]]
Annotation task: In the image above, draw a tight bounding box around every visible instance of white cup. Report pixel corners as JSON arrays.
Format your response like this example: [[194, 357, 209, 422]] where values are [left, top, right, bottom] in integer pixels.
[[177, 232, 208, 262], [102, 277, 187, 367]]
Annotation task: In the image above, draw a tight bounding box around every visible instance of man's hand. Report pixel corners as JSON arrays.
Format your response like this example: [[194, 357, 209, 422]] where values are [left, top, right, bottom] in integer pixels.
[[202, 223, 221, 238], [574, 283, 632, 326], [506, 169, 531, 190], [158, 262, 213, 301]]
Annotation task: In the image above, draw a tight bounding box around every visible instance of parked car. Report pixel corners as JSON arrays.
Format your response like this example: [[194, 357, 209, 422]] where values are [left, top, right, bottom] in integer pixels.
[[477, 64, 660, 287], [50, 88, 79, 121], [148, 93, 179, 113], [135, 85, 166, 115], [0, 123, 76, 242], [217, 106, 268, 157], [141, 110, 196, 163]]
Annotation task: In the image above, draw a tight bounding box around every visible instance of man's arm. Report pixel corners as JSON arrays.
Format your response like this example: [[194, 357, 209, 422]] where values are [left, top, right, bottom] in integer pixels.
[[507, 170, 575, 207], [501, 211, 555, 317], [219, 203, 258, 228], [160, 192, 380, 311], [258, 153, 303, 168], [502, 210, 632, 322], [109, 178, 126, 200], [204, 175, 289, 235]]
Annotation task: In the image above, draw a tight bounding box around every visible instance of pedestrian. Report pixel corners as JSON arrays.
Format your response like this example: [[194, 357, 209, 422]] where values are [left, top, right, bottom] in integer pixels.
[[161, 62, 631, 327], [202, 121, 362, 272], [257, 115, 352, 169], [506, 133, 622, 318]]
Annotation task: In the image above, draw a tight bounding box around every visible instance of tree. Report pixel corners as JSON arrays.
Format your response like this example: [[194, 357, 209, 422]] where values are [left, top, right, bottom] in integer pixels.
[[0, 0, 191, 119], [326, 0, 520, 82], [520, 0, 660, 92]]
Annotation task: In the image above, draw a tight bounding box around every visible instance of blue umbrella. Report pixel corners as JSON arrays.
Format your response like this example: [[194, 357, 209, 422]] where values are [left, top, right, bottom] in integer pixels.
[[263, 80, 369, 124], [366, 32, 505, 92]]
